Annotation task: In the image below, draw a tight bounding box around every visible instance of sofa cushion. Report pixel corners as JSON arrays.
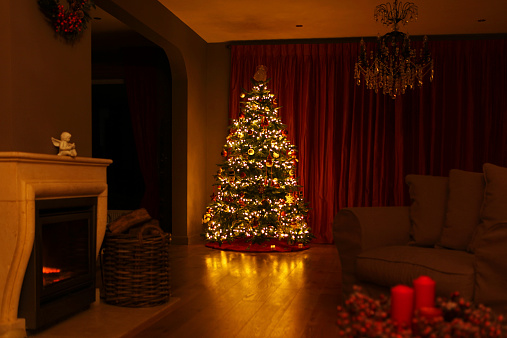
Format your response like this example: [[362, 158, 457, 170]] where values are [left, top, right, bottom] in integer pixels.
[[436, 169, 484, 251], [356, 245, 475, 300], [405, 175, 449, 247], [468, 163, 507, 253]]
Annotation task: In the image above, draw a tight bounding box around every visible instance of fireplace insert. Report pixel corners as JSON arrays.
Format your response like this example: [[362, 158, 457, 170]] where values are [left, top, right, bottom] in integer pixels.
[[18, 197, 97, 331]]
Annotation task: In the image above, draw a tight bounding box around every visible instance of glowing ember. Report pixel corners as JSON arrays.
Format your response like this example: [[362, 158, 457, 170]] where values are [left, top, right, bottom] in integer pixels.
[[43, 267, 61, 274]]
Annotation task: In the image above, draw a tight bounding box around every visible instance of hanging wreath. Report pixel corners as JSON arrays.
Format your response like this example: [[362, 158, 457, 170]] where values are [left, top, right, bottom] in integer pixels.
[[38, 0, 95, 42]]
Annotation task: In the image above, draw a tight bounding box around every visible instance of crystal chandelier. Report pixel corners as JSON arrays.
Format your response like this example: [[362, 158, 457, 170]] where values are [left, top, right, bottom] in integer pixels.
[[354, 0, 434, 99]]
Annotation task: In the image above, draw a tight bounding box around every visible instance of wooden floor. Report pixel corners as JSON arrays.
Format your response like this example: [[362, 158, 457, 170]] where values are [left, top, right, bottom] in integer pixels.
[[124, 242, 343, 338]]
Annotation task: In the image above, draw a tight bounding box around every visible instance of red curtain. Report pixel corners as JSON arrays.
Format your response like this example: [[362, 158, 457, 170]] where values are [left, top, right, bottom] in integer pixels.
[[229, 39, 507, 243]]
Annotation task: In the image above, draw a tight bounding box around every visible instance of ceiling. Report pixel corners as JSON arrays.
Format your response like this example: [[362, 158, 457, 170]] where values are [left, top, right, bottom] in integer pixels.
[[92, 0, 507, 43]]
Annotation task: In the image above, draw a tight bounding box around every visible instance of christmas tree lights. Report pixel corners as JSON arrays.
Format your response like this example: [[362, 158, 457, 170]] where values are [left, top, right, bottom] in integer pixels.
[[203, 68, 312, 246]]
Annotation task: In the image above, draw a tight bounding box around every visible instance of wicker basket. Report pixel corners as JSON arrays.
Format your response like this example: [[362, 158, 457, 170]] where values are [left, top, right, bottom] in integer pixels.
[[101, 223, 170, 307]]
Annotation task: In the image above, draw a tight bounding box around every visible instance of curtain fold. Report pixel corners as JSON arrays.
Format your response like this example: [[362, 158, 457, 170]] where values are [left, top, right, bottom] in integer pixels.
[[124, 50, 161, 219], [230, 39, 507, 243]]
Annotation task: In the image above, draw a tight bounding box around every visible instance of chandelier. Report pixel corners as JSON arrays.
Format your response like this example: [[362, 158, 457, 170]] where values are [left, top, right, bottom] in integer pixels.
[[354, 0, 433, 99]]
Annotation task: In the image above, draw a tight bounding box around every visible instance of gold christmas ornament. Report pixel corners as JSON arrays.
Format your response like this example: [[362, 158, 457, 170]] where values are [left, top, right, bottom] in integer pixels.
[[241, 93, 246, 98], [248, 149, 254, 155], [228, 168, 235, 183], [273, 152, 279, 158]]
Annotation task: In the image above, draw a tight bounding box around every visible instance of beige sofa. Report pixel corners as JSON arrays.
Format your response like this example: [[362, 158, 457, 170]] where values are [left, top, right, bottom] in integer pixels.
[[333, 163, 507, 314]]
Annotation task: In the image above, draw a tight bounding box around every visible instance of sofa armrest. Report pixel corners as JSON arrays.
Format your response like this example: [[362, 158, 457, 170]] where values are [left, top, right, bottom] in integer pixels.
[[333, 206, 411, 297], [333, 206, 411, 252], [473, 222, 507, 315]]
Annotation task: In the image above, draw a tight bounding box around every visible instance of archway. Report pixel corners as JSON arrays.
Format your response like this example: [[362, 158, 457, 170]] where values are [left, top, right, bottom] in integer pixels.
[[91, 4, 188, 238]]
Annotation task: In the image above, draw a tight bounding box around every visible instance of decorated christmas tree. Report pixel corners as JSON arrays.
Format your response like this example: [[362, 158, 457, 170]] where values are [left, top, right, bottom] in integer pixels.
[[202, 66, 313, 249]]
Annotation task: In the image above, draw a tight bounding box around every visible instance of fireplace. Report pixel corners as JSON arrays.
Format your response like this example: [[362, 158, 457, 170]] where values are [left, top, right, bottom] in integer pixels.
[[18, 197, 97, 331], [0, 152, 111, 337]]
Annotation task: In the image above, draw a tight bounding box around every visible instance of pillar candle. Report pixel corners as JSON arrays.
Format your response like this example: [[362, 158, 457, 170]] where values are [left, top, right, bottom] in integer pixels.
[[417, 306, 443, 321], [390, 285, 414, 327], [413, 276, 435, 310]]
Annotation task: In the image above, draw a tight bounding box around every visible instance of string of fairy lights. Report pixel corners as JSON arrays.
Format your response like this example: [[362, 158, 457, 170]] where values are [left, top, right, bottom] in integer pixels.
[[202, 81, 313, 245]]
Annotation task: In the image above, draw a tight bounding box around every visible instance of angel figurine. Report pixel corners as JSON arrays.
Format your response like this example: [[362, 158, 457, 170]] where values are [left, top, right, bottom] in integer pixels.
[[52, 131, 77, 157], [253, 65, 268, 82]]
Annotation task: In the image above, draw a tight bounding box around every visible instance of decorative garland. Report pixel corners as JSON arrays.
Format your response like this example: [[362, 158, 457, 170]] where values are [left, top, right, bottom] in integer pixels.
[[38, 0, 95, 42], [337, 286, 506, 337]]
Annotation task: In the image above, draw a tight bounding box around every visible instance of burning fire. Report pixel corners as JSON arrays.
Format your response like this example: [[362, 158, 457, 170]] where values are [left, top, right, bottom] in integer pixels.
[[43, 267, 61, 274]]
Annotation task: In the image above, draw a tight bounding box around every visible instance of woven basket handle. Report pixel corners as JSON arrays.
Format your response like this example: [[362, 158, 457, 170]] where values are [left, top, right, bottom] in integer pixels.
[[137, 223, 165, 245]]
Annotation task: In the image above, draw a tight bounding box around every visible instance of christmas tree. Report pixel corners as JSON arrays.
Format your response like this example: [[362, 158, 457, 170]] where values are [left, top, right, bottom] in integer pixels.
[[202, 66, 313, 247]]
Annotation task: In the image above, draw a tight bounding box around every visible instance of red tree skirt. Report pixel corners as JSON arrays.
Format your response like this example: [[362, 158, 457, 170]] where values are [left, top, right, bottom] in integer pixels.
[[205, 238, 310, 252]]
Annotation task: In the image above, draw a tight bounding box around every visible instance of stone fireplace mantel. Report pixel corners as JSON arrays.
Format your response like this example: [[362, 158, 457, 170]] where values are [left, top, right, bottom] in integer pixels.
[[0, 152, 111, 338]]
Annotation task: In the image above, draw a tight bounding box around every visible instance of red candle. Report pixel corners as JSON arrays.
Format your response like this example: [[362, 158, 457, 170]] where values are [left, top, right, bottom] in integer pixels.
[[413, 276, 435, 310], [390, 285, 414, 326], [417, 306, 443, 321]]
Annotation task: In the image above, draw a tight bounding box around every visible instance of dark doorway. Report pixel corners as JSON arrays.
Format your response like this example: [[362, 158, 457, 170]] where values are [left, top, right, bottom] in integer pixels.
[[91, 9, 172, 233], [92, 83, 145, 210]]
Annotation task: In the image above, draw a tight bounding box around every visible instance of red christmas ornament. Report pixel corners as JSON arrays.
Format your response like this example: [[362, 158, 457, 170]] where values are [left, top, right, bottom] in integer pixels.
[[261, 117, 269, 128], [221, 149, 228, 157], [266, 154, 273, 167]]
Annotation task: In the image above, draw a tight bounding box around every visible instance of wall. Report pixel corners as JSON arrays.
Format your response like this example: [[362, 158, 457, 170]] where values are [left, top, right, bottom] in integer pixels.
[[205, 43, 231, 219], [0, 0, 92, 156], [0, 1, 13, 152], [0, 0, 232, 245]]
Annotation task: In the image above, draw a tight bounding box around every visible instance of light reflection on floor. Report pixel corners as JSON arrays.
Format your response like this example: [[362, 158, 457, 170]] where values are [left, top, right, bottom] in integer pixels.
[[205, 250, 306, 278]]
